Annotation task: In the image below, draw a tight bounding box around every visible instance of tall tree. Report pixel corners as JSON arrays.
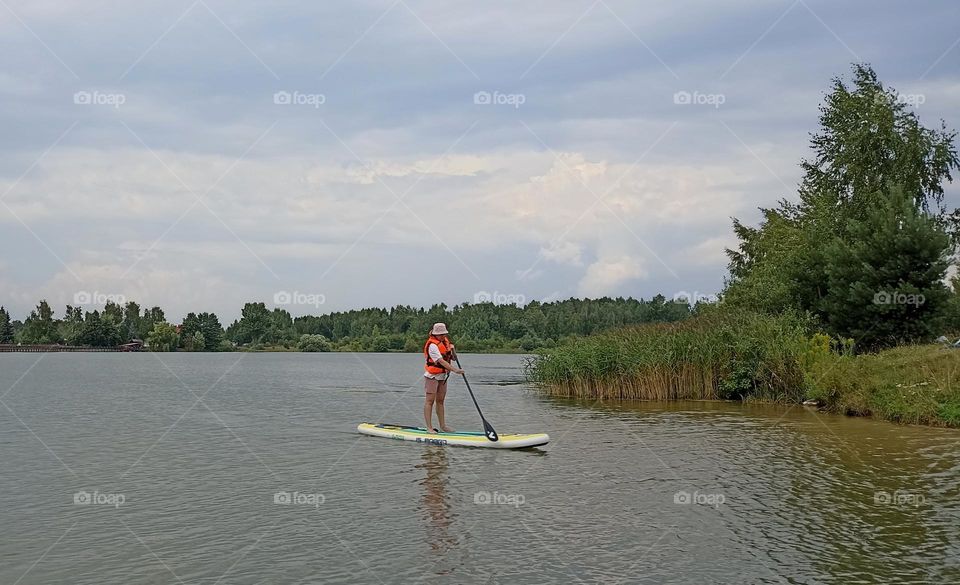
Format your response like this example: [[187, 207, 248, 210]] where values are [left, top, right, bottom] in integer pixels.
[[229, 302, 272, 345], [725, 64, 959, 343], [198, 312, 223, 351], [140, 307, 165, 339], [19, 300, 58, 344], [122, 301, 143, 340], [181, 312, 223, 351], [103, 301, 124, 323], [78, 310, 124, 347], [0, 306, 13, 343], [801, 65, 957, 214], [59, 305, 85, 345]]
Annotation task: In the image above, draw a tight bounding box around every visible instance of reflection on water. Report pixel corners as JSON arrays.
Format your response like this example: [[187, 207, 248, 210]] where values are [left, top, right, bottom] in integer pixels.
[[417, 447, 458, 562]]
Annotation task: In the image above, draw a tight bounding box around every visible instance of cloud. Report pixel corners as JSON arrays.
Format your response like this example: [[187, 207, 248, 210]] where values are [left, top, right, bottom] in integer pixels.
[[539, 241, 583, 266], [675, 236, 739, 268], [0, 1, 958, 321], [578, 254, 646, 297]]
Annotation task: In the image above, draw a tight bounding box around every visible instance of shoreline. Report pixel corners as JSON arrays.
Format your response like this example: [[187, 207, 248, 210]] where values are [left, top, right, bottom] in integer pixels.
[[0, 346, 532, 355]]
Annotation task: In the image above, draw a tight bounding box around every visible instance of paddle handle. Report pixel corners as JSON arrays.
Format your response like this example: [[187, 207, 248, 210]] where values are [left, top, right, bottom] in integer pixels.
[[454, 355, 481, 410], [452, 351, 498, 442]]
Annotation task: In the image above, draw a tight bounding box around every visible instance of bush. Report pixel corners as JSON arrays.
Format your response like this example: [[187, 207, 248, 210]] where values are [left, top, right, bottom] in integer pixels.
[[297, 334, 331, 352], [147, 322, 179, 352]]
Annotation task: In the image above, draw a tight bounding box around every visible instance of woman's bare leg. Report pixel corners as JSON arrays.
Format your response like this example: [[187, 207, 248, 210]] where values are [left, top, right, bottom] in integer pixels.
[[424, 395, 437, 432], [436, 380, 454, 432]]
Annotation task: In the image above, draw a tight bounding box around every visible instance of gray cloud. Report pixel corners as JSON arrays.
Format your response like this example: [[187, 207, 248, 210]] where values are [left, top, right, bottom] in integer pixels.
[[1, 0, 958, 321]]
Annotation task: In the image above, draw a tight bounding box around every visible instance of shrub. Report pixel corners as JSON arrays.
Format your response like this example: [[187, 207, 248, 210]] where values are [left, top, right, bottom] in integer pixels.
[[298, 334, 331, 352]]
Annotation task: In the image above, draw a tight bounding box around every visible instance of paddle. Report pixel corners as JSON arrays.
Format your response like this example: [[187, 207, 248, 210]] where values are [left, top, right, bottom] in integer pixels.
[[452, 351, 498, 442]]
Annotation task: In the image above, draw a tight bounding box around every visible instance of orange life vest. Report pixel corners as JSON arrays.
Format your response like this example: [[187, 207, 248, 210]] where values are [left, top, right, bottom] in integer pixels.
[[424, 336, 453, 375]]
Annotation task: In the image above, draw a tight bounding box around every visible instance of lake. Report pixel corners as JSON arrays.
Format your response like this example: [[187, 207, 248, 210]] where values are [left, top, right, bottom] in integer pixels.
[[1, 352, 958, 584]]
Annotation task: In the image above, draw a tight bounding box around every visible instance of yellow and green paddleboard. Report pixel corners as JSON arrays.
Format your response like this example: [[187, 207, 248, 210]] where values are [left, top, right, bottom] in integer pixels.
[[357, 423, 549, 449]]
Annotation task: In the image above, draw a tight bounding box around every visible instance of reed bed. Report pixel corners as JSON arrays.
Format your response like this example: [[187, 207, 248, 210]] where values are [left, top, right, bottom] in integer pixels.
[[526, 310, 813, 402]]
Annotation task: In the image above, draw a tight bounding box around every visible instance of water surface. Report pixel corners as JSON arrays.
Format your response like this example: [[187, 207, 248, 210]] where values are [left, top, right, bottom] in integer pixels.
[[1, 353, 957, 584]]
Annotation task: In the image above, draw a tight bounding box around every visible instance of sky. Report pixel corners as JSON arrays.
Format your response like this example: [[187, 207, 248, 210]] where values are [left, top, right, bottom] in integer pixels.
[[0, 0, 958, 322]]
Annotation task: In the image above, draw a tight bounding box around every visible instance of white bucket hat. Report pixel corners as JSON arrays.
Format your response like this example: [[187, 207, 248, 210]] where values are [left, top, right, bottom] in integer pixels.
[[431, 322, 449, 335]]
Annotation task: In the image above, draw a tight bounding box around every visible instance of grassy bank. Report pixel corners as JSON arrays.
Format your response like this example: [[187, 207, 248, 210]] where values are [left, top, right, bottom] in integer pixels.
[[527, 312, 960, 428], [808, 344, 960, 427]]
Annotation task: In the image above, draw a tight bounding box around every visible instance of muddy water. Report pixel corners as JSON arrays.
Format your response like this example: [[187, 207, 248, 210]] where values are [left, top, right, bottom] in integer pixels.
[[1, 352, 957, 584]]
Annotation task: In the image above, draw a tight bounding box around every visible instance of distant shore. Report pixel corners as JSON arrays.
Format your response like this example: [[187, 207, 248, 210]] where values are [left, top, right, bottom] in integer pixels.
[[0, 344, 529, 355], [0, 343, 143, 353]]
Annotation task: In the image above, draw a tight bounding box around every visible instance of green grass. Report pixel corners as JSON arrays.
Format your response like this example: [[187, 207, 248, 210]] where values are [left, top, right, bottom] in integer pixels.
[[807, 344, 960, 427]]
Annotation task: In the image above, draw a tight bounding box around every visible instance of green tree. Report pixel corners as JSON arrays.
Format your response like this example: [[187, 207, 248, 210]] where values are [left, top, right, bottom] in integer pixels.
[[726, 64, 959, 338], [19, 300, 58, 344], [181, 312, 201, 337], [147, 322, 180, 351], [188, 331, 205, 352], [269, 308, 296, 345], [59, 305, 85, 345], [228, 302, 272, 345], [821, 187, 951, 349], [75, 310, 123, 347], [122, 301, 142, 340], [103, 301, 124, 324], [181, 312, 219, 350], [141, 307, 165, 338], [198, 312, 223, 351], [802, 65, 957, 214], [0, 306, 13, 343]]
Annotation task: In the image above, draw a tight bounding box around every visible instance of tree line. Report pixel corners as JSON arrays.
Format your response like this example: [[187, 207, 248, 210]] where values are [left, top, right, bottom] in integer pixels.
[[0, 296, 693, 352]]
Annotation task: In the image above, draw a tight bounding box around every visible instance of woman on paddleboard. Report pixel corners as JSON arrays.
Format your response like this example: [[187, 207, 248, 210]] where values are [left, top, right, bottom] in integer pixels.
[[423, 323, 464, 434]]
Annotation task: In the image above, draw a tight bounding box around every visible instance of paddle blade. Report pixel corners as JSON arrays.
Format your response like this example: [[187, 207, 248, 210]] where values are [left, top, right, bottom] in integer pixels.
[[483, 419, 499, 442]]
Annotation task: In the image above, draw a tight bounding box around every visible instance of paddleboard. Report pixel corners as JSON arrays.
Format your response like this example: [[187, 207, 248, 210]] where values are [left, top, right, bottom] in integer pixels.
[[357, 422, 549, 449]]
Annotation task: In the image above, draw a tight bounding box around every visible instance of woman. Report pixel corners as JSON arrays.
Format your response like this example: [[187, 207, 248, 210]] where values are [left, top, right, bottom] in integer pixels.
[[422, 323, 464, 433]]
